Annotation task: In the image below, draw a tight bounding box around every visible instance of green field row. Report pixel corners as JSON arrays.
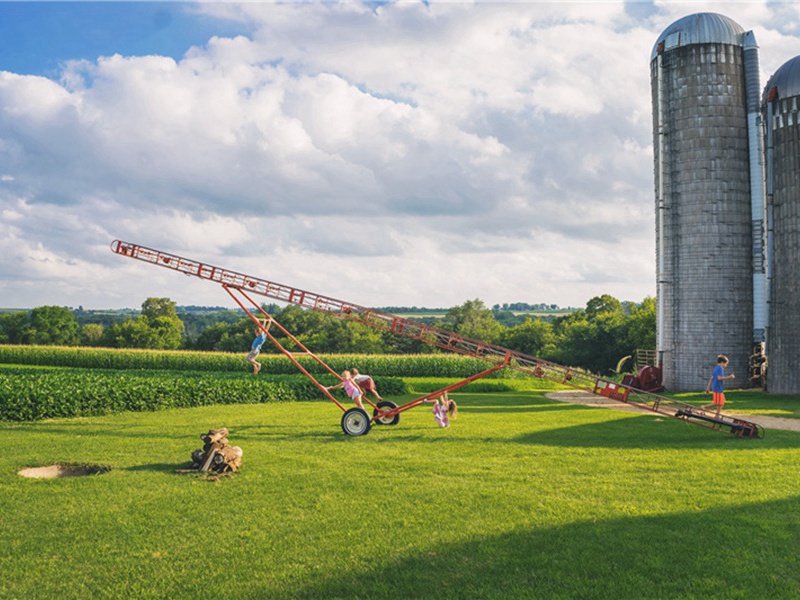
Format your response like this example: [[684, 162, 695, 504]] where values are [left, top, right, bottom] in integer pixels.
[[0, 366, 407, 422], [0, 344, 502, 377], [0, 361, 563, 422]]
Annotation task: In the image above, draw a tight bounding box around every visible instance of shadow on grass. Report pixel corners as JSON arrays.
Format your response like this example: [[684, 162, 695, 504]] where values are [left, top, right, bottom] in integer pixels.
[[233, 427, 434, 445], [126, 462, 189, 473], [2, 423, 178, 441], [452, 393, 561, 406], [8, 420, 348, 442], [466, 403, 586, 415], [440, 392, 587, 415], [275, 496, 800, 600], [511, 414, 792, 450]]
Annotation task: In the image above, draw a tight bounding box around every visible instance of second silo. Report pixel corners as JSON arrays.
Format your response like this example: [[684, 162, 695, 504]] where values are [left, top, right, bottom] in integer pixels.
[[651, 13, 762, 391], [763, 56, 800, 394]]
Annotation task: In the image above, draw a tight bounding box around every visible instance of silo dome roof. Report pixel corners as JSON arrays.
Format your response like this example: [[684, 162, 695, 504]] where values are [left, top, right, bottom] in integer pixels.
[[764, 55, 800, 102], [651, 12, 745, 61]]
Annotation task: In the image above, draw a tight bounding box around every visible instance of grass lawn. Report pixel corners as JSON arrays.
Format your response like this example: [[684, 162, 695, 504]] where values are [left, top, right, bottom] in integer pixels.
[[1, 390, 799, 599], [675, 389, 800, 420]]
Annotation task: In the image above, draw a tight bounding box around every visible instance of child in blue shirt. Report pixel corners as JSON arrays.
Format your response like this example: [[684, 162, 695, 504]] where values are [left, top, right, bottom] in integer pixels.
[[247, 327, 268, 374], [703, 355, 735, 416]]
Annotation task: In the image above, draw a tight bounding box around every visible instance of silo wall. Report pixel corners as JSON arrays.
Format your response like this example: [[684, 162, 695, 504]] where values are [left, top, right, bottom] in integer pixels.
[[765, 93, 800, 394], [651, 42, 754, 392]]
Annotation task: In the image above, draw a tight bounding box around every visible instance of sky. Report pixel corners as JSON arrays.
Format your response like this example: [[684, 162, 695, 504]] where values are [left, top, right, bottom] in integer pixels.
[[1, 1, 799, 311]]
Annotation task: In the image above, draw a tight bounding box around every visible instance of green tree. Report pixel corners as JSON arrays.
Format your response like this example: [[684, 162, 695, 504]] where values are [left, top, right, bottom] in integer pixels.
[[141, 297, 179, 320], [585, 294, 623, 321], [550, 315, 598, 370], [141, 298, 183, 349], [500, 317, 555, 357], [444, 299, 503, 343], [179, 308, 244, 343], [214, 318, 262, 353], [193, 321, 233, 351], [269, 306, 386, 354], [314, 319, 385, 353], [274, 305, 331, 351], [587, 309, 626, 374], [548, 295, 654, 375], [148, 315, 184, 350], [380, 329, 432, 354], [80, 323, 105, 346], [21, 306, 80, 346], [0, 311, 29, 344], [620, 296, 656, 352], [100, 298, 184, 349], [103, 318, 159, 349]]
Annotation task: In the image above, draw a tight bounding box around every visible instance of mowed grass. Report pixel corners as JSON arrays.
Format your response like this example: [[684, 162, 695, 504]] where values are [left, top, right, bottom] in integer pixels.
[[676, 389, 800, 419], [1, 391, 799, 599]]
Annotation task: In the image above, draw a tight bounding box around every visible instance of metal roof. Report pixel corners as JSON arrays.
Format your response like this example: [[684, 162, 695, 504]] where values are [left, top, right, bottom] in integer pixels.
[[764, 55, 800, 101], [651, 13, 745, 61]]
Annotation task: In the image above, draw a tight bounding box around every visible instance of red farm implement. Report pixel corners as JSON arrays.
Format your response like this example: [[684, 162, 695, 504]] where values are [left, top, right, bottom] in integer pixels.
[[224, 284, 509, 435], [111, 240, 765, 439]]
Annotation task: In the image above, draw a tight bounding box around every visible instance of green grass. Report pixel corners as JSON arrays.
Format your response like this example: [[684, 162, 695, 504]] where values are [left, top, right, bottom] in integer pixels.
[[404, 376, 567, 394], [2, 391, 799, 599], [673, 389, 800, 420]]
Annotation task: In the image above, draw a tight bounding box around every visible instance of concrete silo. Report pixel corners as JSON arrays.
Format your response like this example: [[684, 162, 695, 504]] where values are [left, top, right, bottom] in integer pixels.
[[763, 56, 800, 394], [650, 13, 766, 392]]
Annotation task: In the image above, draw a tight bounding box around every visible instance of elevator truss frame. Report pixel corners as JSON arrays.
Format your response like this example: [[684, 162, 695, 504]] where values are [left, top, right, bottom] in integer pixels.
[[224, 283, 509, 435], [111, 240, 765, 439]]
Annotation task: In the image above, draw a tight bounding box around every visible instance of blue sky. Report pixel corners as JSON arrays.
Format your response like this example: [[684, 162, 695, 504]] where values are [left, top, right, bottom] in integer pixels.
[[1, 2, 799, 310], [0, 3, 251, 76]]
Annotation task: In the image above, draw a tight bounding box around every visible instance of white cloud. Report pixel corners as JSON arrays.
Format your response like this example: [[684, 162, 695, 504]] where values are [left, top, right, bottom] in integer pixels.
[[1, 1, 798, 310]]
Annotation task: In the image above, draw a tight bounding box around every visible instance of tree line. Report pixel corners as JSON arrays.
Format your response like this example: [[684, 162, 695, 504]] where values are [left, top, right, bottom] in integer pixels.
[[0, 294, 655, 375]]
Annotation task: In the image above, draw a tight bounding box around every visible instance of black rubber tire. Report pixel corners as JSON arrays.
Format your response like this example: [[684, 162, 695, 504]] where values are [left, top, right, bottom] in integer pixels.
[[191, 448, 205, 465], [341, 407, 372, 436], [373, 400, 400, 426]]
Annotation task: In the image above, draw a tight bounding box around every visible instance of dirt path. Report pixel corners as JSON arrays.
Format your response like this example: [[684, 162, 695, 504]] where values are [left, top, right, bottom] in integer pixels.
[[546, 390, 800, 432]]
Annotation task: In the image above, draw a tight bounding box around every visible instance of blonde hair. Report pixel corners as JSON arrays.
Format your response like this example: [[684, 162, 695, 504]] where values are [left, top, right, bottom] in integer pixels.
[[447, 399, 458, 419]]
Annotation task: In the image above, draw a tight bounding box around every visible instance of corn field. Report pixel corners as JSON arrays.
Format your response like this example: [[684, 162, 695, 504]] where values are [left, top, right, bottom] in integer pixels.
[[0, 345, 498, 377], [0, 345, 541, 421]]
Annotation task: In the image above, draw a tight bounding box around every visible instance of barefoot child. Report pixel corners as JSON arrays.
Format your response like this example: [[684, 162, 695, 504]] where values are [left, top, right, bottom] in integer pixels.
[[427, 392, 458, 428], [326, 371, 367, 411], [247, 326, 267, 374], [350, 368, 382, 400], [703, 355, 735, 417]]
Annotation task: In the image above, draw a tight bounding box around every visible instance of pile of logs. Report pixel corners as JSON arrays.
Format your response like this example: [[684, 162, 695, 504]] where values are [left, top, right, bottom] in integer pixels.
[[191, 428, 243, 473]]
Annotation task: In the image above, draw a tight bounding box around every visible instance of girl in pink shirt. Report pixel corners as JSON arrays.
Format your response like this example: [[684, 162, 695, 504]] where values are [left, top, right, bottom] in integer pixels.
[[428, 392, 458, 428], [326, 371, 366, 411]]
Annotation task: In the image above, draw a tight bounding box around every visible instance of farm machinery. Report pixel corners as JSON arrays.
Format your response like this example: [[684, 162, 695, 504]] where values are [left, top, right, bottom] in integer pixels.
[[111, 240, 764, 439]]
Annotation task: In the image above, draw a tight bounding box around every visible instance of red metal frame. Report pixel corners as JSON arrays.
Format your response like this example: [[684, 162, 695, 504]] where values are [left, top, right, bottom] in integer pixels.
[[224, 283, 509, 424], [375, 358, 510, 422], [224, 284, 347, 411], [110, 240, 765, 439]]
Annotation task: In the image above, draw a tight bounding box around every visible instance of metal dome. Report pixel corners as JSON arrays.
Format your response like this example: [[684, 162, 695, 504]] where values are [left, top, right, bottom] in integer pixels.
[[651, 12, 745, 61], [764, 55, 800, 102]]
